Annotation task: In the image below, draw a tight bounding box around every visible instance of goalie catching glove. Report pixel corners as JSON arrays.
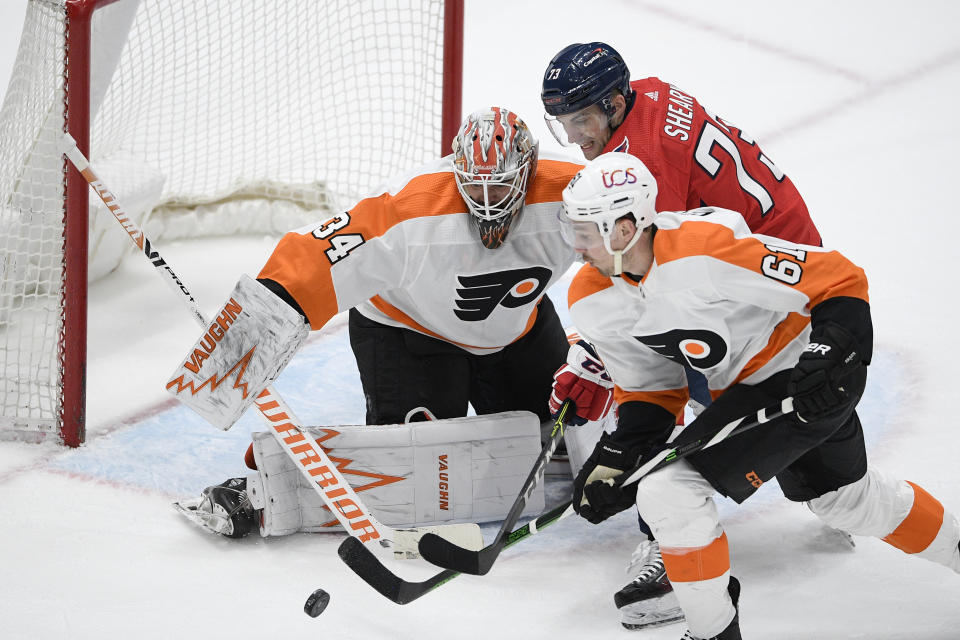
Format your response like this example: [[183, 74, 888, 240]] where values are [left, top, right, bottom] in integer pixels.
[[573, 433, 643, 524], [165, 275, 309, 430], [549, 340, 614, 426]]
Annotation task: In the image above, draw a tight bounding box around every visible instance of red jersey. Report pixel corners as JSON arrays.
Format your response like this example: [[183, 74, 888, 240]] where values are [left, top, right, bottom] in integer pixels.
[[603, 77, 821, 246]]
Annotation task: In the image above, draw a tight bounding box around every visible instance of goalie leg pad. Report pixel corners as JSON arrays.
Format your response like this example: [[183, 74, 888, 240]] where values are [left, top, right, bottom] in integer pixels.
[[165, 274, 309, 430], [249, 411, 545, 535]]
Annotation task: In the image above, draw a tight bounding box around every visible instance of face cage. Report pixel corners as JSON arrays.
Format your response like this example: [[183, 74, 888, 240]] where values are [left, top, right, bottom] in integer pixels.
[[454, 162, 530, 222]]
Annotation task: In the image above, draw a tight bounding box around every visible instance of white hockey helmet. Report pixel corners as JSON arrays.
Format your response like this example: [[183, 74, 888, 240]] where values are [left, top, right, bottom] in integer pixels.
[[559, 151, 657, 273], [452, 107, 539, 249]]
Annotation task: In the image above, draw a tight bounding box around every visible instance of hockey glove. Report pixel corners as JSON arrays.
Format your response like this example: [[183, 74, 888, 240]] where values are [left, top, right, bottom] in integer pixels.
[[572, 434, 641, 524], [549, 340, 615, 426], [788, 322, 865, 423]]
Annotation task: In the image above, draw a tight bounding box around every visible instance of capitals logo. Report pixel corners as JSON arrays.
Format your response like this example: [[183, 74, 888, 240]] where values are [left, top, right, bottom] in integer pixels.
[[613, 137, 630, 154], [635, 328, 727, 369], [454, 266, 551, 321]]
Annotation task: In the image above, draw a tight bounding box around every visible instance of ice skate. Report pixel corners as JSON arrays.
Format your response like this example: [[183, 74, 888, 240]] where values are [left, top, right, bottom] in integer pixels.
[[173, 477, 255, 538], [615, 538, 685, 629]]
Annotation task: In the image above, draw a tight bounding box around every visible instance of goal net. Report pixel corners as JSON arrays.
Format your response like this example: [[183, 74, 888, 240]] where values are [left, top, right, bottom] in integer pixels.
[[0, 0, 463, 446]]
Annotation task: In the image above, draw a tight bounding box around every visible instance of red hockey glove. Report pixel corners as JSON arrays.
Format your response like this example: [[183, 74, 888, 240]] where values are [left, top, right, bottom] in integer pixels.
[[549, 340, 614, 426]]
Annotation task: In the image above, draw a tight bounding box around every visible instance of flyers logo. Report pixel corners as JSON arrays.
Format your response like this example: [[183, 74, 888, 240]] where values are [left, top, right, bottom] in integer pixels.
[[454, 266, 551, 321], [635, 328, 727, 369]]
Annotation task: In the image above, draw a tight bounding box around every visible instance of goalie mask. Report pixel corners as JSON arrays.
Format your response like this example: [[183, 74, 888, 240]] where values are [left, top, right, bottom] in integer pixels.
[[452, 107, 539, 250], [559, 151, 658, 275]]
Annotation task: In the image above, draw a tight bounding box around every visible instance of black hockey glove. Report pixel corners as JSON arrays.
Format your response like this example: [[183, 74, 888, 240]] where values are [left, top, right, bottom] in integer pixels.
[[572, 434, 642, 524], [787, 322, 866, 423]]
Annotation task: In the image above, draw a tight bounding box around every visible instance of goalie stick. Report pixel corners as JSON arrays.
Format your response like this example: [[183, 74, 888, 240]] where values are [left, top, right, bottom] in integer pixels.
[[59, 134, 478, 549], [415, 397, 795, 575], [416, 399, 573, 575]]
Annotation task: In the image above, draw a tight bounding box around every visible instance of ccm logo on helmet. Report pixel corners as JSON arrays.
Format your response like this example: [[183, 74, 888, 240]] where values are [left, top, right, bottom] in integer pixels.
[[602, 168, 638, 188]]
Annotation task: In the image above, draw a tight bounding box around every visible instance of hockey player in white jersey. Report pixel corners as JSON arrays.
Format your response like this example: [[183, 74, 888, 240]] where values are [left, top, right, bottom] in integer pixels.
[[168, 107, 584, 538], [556, 153, 960, 639]]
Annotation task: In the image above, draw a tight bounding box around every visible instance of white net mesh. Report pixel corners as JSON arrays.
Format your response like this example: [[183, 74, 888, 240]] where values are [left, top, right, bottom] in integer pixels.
[[0, 0, 451, 443], [0, 0, 66, 441]]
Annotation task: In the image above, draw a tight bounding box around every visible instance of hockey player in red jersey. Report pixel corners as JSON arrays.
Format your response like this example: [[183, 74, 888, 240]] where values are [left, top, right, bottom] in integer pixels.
[[179, 107, 583, 538], [559, 153, 960, 640], [541, 41, 820, 246], [542, 41, 824, 630]]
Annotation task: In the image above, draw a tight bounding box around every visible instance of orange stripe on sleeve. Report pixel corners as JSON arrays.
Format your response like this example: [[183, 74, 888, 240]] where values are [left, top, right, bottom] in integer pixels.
[[655, 221, 869, 308], [721, 311, 811, 394], [525, 158, 583, 205], [661, 532, 730, 582], [258, 170, 465, 329], [567, 264, 614, 308], [882, 481, 945, 554], [257, 231, 340, 327]]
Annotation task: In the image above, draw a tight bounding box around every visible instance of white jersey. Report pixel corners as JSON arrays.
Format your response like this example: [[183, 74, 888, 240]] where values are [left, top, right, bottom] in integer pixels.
[[259, 155, 582, 354], [569, 207, 869, 415]]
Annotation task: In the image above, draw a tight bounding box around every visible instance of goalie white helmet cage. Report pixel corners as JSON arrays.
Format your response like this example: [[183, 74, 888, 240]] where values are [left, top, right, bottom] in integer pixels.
[[452, 107, 539, 249], [560, 151, 658, 273]]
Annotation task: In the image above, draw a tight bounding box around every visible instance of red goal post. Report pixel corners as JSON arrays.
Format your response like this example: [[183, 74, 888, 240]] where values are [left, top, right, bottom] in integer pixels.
[[0, 0, 464, 447]]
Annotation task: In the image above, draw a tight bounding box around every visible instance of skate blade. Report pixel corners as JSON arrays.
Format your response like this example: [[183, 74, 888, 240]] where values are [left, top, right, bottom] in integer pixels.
[[828, 526, 856, 548], [172, 499, 232, 536], [619, 593, 685, 631], [620, 610, 685, 630]]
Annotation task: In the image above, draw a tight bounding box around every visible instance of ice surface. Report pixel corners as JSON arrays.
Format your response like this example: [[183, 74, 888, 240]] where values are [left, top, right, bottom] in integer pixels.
[[1, 1, 959, 638]]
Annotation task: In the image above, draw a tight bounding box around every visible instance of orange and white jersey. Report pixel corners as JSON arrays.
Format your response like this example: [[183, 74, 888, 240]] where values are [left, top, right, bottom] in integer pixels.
[[258, 155, 583, 355], [568, 266, 690, 418], [570, 207, 868, 413]]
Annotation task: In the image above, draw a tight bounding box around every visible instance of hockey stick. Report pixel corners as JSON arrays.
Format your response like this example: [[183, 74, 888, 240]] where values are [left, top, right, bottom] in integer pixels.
[[59, 134, 477, 548], [338, 499, 573, 604], [416, 396, 795, 575], [341, 398, 793, 602], [417, 399, 573, 575]]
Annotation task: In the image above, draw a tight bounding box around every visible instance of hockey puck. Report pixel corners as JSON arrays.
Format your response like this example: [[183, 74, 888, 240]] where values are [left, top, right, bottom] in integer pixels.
[[304, 588, 330, 617]]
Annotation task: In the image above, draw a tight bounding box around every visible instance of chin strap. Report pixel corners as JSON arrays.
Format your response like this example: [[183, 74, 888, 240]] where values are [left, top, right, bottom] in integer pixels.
[[608, 228, 644, 276]]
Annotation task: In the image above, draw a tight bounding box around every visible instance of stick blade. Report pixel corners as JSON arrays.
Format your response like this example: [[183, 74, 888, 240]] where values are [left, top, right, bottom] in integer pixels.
[[338, 536, 458, 604], [418, 531, 497, 575]]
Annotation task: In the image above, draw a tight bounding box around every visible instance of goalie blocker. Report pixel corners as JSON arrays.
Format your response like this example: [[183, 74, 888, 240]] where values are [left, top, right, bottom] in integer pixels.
[[246, 411, 546, 535], [166, 274, 309, 430]]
